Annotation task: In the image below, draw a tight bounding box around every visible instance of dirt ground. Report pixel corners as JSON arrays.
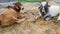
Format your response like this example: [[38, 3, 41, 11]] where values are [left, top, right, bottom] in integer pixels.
[[0, 1, 60, 34]]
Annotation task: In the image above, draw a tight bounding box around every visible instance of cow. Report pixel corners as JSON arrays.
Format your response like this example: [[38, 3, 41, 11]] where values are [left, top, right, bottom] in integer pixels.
[[0, 2, 25, 27], [38, 2, 60, 21]]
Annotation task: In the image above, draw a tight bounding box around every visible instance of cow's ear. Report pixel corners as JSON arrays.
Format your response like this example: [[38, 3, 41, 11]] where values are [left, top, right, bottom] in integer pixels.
[[46, 2, 50, 7], [46, 2, 48, 5], [38, 5, 42, 9]]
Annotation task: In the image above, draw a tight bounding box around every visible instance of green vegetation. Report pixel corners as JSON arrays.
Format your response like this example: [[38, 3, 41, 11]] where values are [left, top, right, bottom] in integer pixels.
[[17, 0, 46, 2]]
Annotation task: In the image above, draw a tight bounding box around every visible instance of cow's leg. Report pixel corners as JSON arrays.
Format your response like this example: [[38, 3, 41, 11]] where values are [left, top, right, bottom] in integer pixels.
[[53, 15, 60, 23], [57, 15, 60, 21], [16, 14, 24, 19], [16, 18, 25, 23], [44, 15, 53, 20], [17, 13, 25, 19], [1, 22, 11, 28], [12, 17, 25, 23]]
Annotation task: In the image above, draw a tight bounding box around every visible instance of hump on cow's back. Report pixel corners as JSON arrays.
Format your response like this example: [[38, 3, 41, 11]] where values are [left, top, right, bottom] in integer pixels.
[[7, 6, 14, 9]]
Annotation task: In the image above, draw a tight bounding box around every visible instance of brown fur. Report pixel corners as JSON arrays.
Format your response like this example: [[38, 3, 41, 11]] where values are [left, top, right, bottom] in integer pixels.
[[0, 2, 23, 27]]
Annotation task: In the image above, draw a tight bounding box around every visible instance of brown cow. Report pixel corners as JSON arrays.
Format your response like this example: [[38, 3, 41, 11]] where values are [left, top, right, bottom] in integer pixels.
[[0, 2, 24, 27]]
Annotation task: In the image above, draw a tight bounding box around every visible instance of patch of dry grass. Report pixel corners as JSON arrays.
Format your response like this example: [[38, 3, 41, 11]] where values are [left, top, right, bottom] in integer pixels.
[[0, 2, 60, 34]]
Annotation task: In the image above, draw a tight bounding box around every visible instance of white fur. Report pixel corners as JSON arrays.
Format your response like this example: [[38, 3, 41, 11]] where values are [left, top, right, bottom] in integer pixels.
[[48, 6, 60, 16], [48, 6, 60, 21], [41, 2, 60, 21]]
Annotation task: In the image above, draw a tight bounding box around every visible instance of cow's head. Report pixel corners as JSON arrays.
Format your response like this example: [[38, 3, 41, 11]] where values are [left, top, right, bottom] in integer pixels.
[[39, 2, 50, 17], [13, 2, 24, 12], [7, 2, 24, 12]]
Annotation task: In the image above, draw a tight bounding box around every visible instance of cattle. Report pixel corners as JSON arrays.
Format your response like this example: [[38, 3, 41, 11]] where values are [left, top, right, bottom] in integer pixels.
[[39, 2, 60, 21], [0, 2, 25, 27]]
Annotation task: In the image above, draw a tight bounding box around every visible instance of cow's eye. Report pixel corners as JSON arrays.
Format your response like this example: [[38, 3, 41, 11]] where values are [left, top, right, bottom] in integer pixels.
[[22, 8, 24, 10]]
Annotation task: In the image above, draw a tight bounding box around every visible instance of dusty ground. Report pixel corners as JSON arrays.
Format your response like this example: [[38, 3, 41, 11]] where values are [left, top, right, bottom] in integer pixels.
[[0, 1, 60, 34]]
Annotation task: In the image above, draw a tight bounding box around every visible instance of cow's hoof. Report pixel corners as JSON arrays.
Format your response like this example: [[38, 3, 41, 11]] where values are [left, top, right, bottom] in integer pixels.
[[44, 17, 50, 21]]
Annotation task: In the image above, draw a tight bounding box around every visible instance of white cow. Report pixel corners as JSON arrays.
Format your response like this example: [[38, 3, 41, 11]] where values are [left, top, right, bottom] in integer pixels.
[[39, 2, 60, 21]]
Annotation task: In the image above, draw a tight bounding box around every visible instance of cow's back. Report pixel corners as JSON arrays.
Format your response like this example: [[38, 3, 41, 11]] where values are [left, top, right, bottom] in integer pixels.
[[48, 6, 60, 16]]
